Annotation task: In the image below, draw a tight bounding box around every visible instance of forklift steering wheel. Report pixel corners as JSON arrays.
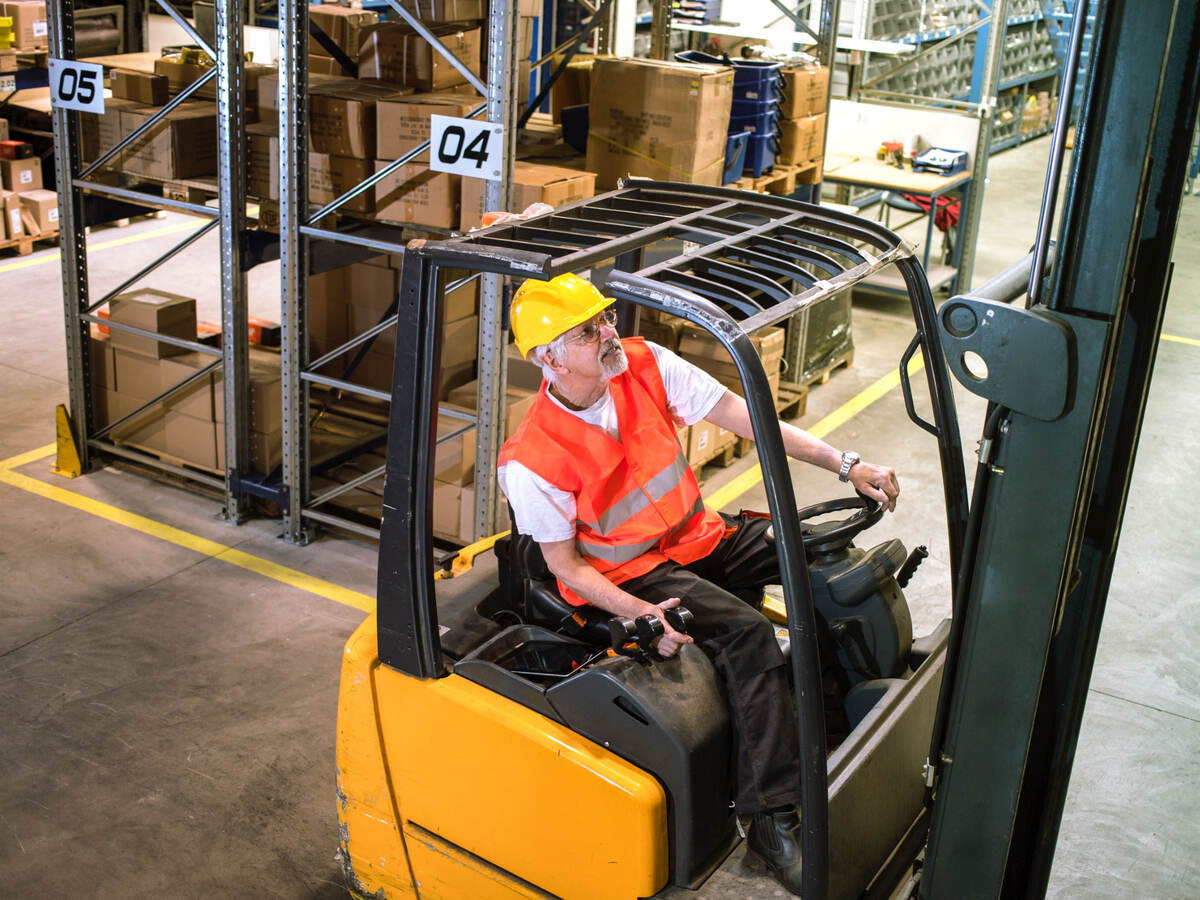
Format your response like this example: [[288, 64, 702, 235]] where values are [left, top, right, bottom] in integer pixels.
[[782, 494, 884, 556]]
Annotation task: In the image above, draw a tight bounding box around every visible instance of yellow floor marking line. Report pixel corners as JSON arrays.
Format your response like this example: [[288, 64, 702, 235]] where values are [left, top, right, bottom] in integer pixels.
[[0, 220, 204, 274], [0, 463, 374, 614], [1162, 332, 1200, 347], [0, 443, 57, 472], [705, 353, 925, 512]]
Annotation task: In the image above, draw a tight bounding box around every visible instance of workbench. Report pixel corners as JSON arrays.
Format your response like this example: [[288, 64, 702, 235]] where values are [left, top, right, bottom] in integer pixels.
[[822, 153, 972, 294]]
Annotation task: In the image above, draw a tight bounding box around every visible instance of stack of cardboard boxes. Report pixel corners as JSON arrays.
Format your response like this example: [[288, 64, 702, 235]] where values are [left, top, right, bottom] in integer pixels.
[[777, 64, 829, 181], [306, 255, 535, 541], [0, 147, 55, 241], [90, 288, 284, 473], [585, 57, 734, 190], [0, 1, 46, 51]]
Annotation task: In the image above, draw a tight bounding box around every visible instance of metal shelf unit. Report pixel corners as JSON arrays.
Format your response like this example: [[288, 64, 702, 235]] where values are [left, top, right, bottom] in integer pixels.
[[277, 0, 521, 546], [853, 1, 1072, 152], [50, 0, 257, 523]]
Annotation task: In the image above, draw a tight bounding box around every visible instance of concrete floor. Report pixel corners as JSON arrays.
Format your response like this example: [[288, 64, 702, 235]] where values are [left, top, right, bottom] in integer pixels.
[[1, 136, 1197, 898]]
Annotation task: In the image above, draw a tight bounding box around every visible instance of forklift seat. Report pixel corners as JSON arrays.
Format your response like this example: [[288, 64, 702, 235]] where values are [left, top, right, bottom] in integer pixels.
[[501, 529, 615, 645]]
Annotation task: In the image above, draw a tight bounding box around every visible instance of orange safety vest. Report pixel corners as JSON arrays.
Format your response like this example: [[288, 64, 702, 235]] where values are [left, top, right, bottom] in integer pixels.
[[498, 337, 726, 606]]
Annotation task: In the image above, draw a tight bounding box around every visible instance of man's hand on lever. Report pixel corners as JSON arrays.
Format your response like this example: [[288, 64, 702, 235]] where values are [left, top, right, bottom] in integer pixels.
[[650, 597, 693, 658]]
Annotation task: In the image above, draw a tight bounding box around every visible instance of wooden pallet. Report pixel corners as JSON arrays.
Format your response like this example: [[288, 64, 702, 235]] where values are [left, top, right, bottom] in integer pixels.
[[798, 347, 855, 387], [733, 161, 822, 196], [0, 229, 59, 257]]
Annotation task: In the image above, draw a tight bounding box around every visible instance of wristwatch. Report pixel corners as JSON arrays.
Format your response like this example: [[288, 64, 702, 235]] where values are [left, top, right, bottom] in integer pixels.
[[838, 450, 861, 482]]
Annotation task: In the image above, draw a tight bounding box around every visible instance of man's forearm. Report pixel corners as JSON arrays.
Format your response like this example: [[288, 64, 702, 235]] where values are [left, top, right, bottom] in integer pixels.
[[550, 555, 658, 619], [706, 390, 842, 471]]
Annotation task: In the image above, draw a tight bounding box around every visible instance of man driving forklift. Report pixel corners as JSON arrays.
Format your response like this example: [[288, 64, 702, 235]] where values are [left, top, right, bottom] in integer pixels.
[[497, 272, 900, 894]]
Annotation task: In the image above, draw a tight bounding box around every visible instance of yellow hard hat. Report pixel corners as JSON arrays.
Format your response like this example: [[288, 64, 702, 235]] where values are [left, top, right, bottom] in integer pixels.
[[510, 273, 614, 359]]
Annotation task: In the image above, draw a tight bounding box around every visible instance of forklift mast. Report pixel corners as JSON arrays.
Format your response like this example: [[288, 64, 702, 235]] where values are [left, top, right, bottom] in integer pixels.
[[921, 0, 1200, 895]]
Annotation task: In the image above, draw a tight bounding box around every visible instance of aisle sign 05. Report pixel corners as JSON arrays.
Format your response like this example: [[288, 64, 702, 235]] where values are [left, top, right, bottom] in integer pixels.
[[428, 115, 503, 179], [49, 59, 106, 114]]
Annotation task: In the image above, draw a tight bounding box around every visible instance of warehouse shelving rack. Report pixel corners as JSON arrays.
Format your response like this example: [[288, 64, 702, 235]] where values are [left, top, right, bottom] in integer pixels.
[[276, 0, 522, 545], [49, 0, 259, 523]]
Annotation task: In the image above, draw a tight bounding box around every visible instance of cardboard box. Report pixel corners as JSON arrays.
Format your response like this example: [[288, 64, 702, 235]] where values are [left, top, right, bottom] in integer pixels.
[[679, 325, 784, 368], [441, 314, 479, 371], [345, 260, 400, 350], [109, 288, 197, 359], [636, 316, 680, 352], [80, 97, 139, 168], [88, 332, 116, 390], [310, 152, 374, 213], [440, 269, 478, 323], [397, 0, 483, 23], [586, 57, 733, 189], [308, 267, 350, 346], [435, 403, 476, 485], [165, 410, 219, 469], [112, 346, 163, 399], [246, 122, 278, 201], [446, 380, 534, 441], [550, 55, 598, 123], [1, 155, 40, 191], [18, 188, 56, 234], [778, 113, 826, 166], [308, 4, 379, 59], [0, 52, 15, 76], [256, 72, 345, 129], [120, 102, 218, 180], [780, 64, 829, 119], [110, 69, 169, 106], [159, 350, 217, 420], [373, 160, 460, 229], [357, 23, 482, 92], [376, 91, 479, 161], [504, 340, 543, 392], [459, 159, 596, 230], [0, 188, 21, 240], [0, 119, 8, 142], [106, 393, 167, 452], [309, 54, 351, 77], [152, 56, 214, 97], [215, 422, 284, 474], [432, 479, 475, 543], [210, 354, 283, 433], [310, 78, 407, 158], [1, 1, 47, 50]]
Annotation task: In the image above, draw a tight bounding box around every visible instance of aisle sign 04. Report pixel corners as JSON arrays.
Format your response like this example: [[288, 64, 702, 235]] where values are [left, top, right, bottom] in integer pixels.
[[428, 115, 503, 179], [49, 59, 106, 114]]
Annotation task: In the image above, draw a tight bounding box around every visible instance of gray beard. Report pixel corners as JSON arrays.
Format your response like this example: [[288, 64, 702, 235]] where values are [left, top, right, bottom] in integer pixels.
[[599, 340, 628, 378]]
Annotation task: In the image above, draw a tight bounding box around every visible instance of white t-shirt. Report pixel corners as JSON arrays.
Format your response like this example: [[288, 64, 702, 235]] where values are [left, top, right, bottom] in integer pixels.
[[497, 341, 728, 542]]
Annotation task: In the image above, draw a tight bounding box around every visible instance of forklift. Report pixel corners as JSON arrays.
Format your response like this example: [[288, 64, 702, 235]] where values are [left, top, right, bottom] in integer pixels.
[[333, 1, 1199, 896]]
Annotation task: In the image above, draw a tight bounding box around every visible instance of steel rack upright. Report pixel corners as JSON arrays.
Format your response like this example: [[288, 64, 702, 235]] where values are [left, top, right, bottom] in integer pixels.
[[277, 0, 521, 545], [49, 0, 257, 523]]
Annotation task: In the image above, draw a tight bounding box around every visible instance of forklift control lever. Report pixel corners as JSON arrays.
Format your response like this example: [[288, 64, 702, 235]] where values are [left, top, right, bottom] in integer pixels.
[[608, 606, 695, 656]]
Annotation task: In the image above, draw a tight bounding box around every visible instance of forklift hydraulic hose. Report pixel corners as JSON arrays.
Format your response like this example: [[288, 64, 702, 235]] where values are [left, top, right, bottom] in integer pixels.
[[924, 401, 1009, 806]]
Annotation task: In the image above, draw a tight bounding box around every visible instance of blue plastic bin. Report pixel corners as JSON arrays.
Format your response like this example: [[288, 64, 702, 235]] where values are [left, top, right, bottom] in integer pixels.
[[723, 132, 749, 184], [728, 110, 779, 137], [729, 61, 784, 102], [743, 133, 779, 177]]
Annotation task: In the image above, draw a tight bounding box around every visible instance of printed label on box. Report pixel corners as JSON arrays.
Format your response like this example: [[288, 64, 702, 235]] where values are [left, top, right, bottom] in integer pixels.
[[8, 210, 18, 232], [33, 21, 47, 37], [19, 170, 32, 184], [49, 208, 59, 222]]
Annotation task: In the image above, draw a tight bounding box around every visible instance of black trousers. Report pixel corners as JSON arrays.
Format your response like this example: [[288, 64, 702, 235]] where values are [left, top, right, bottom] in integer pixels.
[[620, 513, 803, 814]]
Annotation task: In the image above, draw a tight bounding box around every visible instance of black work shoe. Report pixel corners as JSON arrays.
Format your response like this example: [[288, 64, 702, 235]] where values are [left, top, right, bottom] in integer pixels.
[[747, 807, 804, 896]]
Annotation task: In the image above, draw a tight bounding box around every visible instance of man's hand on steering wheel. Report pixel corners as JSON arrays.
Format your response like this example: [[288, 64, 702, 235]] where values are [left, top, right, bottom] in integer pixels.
[[848, 462, 900, 512]]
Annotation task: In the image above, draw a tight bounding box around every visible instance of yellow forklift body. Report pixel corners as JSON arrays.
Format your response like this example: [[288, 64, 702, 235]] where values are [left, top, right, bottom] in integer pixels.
[[336, 614, 670, 900]]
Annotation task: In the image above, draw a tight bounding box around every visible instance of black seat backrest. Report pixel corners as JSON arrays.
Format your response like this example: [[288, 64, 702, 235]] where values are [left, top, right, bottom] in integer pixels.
[[496, 508, 615, 645]]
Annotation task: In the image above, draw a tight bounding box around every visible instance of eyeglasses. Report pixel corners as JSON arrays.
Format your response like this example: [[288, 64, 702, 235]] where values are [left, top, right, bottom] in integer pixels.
[[565, 309, 618, 345]]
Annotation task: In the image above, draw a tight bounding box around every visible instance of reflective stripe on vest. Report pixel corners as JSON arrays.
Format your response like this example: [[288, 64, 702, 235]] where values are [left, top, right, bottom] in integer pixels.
[[577, 450, 692, 536], [577, 495, 706, 564]]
